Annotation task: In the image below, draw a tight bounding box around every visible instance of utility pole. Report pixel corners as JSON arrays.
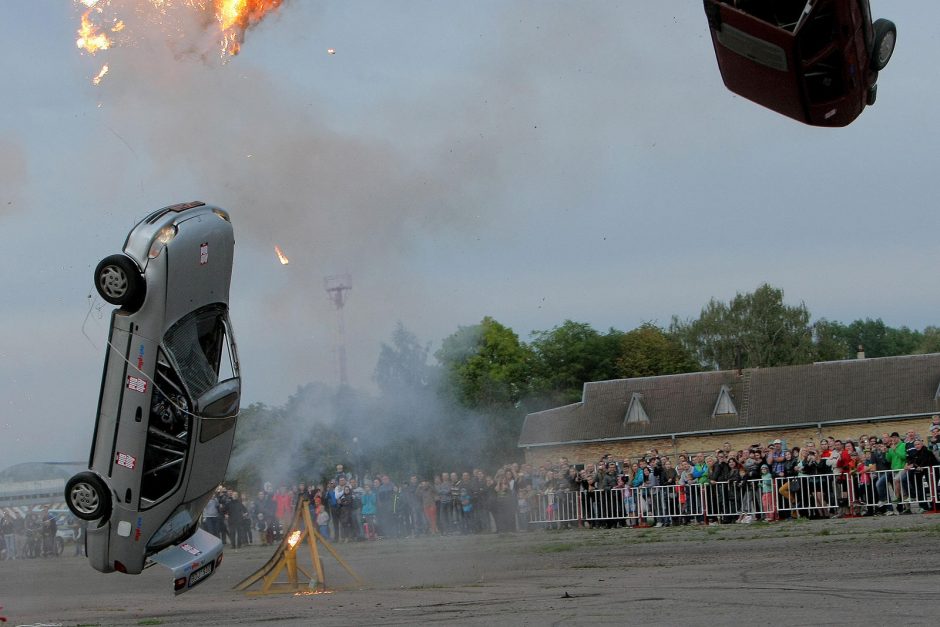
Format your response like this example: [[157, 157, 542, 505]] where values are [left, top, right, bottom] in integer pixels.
[[324, 274, 352, 387]]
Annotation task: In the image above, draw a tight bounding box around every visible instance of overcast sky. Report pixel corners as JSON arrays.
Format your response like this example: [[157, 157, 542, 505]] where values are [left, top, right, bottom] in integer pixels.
[[2, 1, 937, 468]]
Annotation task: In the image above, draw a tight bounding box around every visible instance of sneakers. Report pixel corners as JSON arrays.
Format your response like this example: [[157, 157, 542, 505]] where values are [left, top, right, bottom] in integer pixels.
[[741, 515, 753, 524], [885, 510, 898, 516], [654, 522, 663, 528]]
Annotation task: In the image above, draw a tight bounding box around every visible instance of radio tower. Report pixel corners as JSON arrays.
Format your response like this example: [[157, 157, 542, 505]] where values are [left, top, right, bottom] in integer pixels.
[[324, 274, 352, 387]]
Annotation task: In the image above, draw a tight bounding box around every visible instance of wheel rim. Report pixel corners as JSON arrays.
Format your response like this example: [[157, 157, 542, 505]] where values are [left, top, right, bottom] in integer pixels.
[[98, 265, 128, 300], [877, 32, 895, 66], [70, 482, 100, 516]]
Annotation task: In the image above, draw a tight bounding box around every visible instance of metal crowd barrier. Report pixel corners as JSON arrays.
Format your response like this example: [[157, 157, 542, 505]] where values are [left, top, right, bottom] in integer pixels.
[[526, 464, 940, 527]]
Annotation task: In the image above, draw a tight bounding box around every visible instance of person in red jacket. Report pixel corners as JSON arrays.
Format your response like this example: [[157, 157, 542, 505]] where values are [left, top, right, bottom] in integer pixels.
[[273, 485, 293, 528]]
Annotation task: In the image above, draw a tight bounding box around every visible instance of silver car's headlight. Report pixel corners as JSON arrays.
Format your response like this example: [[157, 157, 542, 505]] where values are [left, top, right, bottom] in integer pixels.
[[148, 225, 178, 258]]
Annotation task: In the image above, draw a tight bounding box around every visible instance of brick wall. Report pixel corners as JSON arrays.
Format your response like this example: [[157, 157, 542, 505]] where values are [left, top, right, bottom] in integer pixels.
[[522, 416, 932, 467]]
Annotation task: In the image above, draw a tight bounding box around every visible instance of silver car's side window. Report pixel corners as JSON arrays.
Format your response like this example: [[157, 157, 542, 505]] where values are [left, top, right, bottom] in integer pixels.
[[140, 351, 192, 504]]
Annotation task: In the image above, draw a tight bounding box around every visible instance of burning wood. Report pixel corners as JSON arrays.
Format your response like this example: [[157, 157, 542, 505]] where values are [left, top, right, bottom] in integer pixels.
[[274, 245, 289, 265], [286, 529, 301, 548]]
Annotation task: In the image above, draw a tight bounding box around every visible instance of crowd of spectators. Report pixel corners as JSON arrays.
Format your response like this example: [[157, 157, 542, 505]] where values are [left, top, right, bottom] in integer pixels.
[[191, 418, 936, 547], [199, 418, 940, 547]]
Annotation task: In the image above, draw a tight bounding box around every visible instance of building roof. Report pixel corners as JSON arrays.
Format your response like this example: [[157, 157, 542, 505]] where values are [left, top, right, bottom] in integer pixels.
[[518, 353, 940, 447]]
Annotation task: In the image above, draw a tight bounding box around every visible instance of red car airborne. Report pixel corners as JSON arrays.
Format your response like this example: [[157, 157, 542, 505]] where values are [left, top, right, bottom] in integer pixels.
[[704, 0, 896, 127]]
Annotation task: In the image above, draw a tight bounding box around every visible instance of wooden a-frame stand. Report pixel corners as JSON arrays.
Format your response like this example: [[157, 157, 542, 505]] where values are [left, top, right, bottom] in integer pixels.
[[233, 497, 363, 595]]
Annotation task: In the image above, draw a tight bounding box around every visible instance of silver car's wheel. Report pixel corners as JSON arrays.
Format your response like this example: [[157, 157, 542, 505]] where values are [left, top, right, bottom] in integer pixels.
[[94, 254, 145, 312], [871, 19, 897, 71], [98, 264, 129, 300], [65, 472, 111, 521]]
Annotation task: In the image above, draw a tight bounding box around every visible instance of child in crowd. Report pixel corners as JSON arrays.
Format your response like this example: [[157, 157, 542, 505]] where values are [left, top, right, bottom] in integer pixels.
[[760, 465, 777, 521]]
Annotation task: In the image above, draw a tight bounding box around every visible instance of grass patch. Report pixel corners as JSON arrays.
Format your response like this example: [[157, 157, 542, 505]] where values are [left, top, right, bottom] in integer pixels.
[[815, 529, 831, 536], [138, 621, 164, 626], [536, 543, 577, 553]]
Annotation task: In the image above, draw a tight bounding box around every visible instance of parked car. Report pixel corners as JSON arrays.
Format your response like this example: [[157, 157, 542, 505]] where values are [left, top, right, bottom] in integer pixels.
[[65, 201, 240, 594], [704, 0, 896, 126]]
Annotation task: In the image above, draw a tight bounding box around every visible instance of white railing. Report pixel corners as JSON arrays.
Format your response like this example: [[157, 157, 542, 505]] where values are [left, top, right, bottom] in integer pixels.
[[526, 465, 940, 527]]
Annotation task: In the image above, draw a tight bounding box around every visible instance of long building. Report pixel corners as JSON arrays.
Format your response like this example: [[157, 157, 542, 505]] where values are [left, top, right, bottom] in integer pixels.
[[518, 353, 940, 465]]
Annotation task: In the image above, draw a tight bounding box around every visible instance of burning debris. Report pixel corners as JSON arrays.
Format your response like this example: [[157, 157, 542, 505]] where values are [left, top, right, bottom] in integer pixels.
[[73, 0, 286, 85], [92, 64, 110, 85], [274, 245, 290, 265]]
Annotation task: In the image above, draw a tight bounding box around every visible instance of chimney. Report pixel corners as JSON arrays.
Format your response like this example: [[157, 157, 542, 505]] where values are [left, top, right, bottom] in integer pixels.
[[856, 344, 865, 359]]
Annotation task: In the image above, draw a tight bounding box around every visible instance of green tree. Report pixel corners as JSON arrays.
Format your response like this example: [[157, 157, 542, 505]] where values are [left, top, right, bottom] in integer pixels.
[[812, 318, 852, 361], [840, 318, 923, 358], [436, 316, 534, 408], [616, 323, 700, 378], [917, 326, 940, 354], [529, 320, 623, 403], [435, 317, 532, 463], [671, 283, 814, 370], [373, 321, 434, 394]]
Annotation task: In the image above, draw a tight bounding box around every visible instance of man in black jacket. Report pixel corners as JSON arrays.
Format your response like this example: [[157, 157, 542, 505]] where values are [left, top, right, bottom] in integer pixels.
[[907, 438, 936, 512]]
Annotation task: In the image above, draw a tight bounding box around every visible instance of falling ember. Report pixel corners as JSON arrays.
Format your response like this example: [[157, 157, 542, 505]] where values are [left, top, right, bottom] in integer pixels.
[[92, 64, 109, 85], [274, 245, 289, 265], [287, 530, 301, 548], [76, 11, 112, 54], [327, 48, 335, 55]]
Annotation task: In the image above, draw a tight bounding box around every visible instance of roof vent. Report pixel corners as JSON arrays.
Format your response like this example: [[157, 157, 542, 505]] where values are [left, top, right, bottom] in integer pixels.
[[712, 384, 738, 418], [624, 392, 650, 425]]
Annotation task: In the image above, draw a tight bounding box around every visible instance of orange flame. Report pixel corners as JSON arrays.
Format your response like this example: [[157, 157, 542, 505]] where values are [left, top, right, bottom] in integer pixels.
[[287, 529, 301, 548], [76, 11, 112, 54], [274, 245, 289, 265], [214, 0, 283, 56]]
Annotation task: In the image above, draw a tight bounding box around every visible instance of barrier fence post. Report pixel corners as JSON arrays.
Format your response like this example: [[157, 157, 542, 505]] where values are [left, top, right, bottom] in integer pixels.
[[843, 474, 858, 519], [928, 466, 940, 515]]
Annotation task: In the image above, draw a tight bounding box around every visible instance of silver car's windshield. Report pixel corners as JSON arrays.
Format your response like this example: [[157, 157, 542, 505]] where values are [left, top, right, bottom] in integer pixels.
[[163, 304, 230, 400]]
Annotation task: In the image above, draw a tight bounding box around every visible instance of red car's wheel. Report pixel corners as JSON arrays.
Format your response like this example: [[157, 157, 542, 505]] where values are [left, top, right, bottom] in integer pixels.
[[871, 19, 897, 71]]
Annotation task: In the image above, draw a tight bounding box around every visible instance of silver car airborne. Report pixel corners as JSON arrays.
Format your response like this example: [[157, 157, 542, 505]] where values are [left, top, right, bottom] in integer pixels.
[[65, 201, 240, 594]]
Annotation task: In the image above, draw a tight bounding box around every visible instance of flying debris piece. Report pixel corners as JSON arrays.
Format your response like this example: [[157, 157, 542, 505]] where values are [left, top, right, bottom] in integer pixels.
[[327, 48, 335, 55], [274, 245, 289, 265], [76, 10, 112, 54], [92, 64, 109, 85]]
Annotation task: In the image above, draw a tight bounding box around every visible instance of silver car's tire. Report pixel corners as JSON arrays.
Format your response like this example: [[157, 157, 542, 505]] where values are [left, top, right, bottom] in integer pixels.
[[94, 254, 145, 312], [871, 19, 896, 71], [65, 472, 111, 521]]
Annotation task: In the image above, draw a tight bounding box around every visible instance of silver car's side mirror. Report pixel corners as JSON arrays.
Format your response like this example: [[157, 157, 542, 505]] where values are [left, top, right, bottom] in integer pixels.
[[196, 378, 240, 419]]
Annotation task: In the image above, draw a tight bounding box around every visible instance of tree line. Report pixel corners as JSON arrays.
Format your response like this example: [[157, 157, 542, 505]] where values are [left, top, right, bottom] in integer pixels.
[[231, 283, 937, 485]]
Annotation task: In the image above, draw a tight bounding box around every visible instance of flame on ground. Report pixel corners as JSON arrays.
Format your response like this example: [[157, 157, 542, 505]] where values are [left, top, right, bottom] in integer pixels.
[[274, 245, 290, 265], [287, 529, 301, 548]]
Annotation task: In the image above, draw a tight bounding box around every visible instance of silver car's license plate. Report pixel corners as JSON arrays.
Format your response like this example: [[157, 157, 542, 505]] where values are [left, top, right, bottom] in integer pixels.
[[188, 562, 214, 588]]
